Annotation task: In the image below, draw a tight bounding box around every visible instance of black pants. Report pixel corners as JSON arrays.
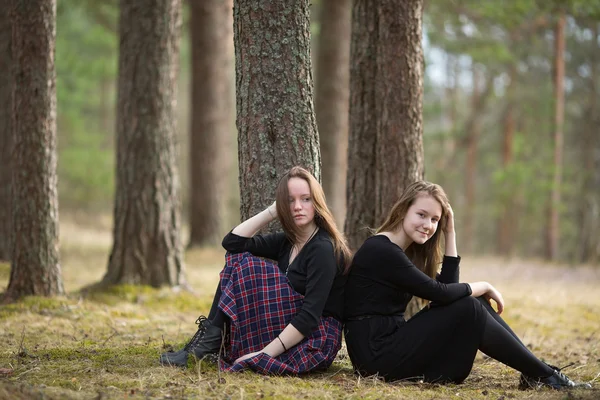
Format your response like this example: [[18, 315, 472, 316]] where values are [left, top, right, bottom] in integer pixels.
[[345, 296, 553, 383]]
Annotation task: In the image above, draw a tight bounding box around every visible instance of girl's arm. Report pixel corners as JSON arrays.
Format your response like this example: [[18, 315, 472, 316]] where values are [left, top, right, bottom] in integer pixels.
[[232, 202, 277, 237], [444, 205, 457, 257], [234, 324, 305, 363], [469, 281, 505, 314]]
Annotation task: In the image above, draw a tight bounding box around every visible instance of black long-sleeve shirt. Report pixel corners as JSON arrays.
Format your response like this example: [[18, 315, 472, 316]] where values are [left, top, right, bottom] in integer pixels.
[[344, 235, 471, 320], [222, 228, 346, 336]]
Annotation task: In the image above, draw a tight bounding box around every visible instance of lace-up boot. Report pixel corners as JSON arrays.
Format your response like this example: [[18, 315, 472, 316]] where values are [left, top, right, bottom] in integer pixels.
[[519, 363, 592, 390], [159, 316, 222, 367]]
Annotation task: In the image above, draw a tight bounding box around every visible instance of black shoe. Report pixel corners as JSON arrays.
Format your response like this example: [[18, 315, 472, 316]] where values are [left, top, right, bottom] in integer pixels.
[[519, 363, 592, 390], [159, 316, 222, 367], [191, 319, 222, 361]]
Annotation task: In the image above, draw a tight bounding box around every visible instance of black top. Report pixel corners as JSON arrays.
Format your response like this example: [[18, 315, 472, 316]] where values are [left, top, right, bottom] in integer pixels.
[[344, 235, 471, 320], [222, 228, 346, 336]]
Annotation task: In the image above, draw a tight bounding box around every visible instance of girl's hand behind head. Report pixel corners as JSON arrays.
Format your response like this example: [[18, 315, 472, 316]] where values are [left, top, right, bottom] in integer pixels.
[[443, 204, 455, 235]]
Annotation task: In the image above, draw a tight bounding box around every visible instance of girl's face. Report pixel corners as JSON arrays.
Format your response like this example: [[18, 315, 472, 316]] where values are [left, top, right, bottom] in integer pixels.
[[287, 177, 315, 229], [401, 194, 442, 247]]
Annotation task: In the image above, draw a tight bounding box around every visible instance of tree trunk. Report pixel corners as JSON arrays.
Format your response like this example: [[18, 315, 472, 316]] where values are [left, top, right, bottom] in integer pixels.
[[546, 12, 565, 261], [314, 0, 351, 228], [577, 22, 599, 264], [496, 64, 517, 256], [345, 0, 424, 251], [103, 0, 185, 288], [0, 3, 12, 262], [463, 65, 482, 254], [234, 0, 321, 222], [188, 0, 234, 247], [4, 0, 64, 301]]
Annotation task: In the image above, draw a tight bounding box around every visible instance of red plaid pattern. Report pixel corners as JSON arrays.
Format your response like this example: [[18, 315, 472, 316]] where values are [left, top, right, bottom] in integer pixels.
[[218, 252, 342, 375]]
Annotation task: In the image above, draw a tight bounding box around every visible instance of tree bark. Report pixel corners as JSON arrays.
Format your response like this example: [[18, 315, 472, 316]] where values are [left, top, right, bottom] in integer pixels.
[[103, 0, 185, 287], [188, 0, 234, 247], [0, 2, 12, 262], [314, 0, 351, 228], [4, 0, 64, 301], [234, 0, 321, 222], [546, 12, 565, 261], [345, 0, 424, 251]]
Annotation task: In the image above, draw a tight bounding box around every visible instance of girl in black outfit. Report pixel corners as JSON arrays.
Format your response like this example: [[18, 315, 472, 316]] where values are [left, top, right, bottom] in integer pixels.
[[344, 181, 591, 390], [161, 166, 352, 374]]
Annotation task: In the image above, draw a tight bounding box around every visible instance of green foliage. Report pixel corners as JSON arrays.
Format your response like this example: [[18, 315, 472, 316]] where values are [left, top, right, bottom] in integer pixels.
[[55, 0, 119, 211], [422, 0, 600, 261]]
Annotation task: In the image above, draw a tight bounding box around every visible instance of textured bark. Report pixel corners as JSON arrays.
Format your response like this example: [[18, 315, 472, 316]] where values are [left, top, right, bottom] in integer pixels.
[[345, 0, 424, 251], [4, 0, 64, 301], [103, 0, 185, 287], [234, 0, 320, 223], [0, 2, 12, 262], [314, 0, 351, 227], [546, 12, 565, 261], [188, 0, 234, 247]]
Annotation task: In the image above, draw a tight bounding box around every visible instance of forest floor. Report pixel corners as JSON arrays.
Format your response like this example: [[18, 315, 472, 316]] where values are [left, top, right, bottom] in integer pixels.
[[0, 217, 599, 399]]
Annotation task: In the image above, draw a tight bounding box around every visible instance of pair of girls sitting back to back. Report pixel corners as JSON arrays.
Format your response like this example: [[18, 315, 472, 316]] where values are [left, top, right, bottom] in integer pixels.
[[161, 168, 590, 390]]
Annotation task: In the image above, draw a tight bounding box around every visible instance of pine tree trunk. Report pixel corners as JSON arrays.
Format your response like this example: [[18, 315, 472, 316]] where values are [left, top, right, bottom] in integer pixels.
[[546, 12, 565, 261], [314, 0, 351, 228], [577, 22, 599, 264], [4, 0, 64, 301], [103, 0, 185, 288], [463, 66, 482, 254], [188, 0, 234, 247], [233, 0, 321, 220], [234, 0, 320, 222], [345, 0, 424, 251], [497, 64, 517, 256], [0, 4, 12, 262]]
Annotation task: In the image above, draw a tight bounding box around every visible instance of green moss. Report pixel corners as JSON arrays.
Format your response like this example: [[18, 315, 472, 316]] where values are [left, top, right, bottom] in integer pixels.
[[0, 296, 76, 320]]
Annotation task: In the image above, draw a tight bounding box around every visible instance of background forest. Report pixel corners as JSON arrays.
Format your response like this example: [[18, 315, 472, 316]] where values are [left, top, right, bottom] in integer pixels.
[[18, 0, 599, 263], [1, 0, 599, 399]]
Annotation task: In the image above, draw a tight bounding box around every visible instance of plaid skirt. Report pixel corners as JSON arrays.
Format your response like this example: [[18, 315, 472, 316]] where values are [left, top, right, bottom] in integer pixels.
[[217, 252, 342, 375]]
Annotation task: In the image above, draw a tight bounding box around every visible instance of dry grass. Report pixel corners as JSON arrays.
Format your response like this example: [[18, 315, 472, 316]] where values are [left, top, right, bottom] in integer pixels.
[[0, 219, 599, 399]]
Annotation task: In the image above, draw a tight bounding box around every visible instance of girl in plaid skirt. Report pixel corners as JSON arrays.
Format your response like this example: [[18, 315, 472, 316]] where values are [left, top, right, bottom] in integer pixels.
[[160, 166, 352, 375]]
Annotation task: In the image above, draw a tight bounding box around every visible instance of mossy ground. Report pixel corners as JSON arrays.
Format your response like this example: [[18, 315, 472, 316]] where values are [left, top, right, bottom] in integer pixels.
[[1, 220, 599, 399]]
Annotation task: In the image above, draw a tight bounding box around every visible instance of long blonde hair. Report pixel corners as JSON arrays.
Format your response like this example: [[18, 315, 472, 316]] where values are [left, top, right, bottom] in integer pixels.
[[377, 181, 450, 278], [275, 166, 353, 273]]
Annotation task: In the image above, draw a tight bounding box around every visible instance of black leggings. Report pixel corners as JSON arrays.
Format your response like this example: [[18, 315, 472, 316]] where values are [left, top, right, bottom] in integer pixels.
[[423, 297, 553, 382], [207, 284, 228, 330], [476, 297, 553, 377]]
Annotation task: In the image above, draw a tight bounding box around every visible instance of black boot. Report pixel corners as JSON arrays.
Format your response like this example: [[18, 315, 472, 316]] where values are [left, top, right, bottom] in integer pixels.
[[159, 316, 222, 367], [191, 320, 223, 361], [519, 363, 592, 390]]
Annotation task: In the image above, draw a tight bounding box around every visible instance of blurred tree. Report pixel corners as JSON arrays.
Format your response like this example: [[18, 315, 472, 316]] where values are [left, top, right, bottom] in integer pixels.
[[314, 0, 351, 227], [345, 0, 425, 250], [0, 2, 12, 262], [4, 0, 64, 302], [496, 63, 518, 256], [188, 0, 234, 247], [546, 10, 566, 261], [234, 0, 321, 222], [102, 0, 186, 288], [462, 65, 493, 254]]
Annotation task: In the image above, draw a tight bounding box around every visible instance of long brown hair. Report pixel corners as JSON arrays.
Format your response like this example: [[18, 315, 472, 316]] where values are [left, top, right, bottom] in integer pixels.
[[275, 166, 353, 273], [377, 181, 450, 278]]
